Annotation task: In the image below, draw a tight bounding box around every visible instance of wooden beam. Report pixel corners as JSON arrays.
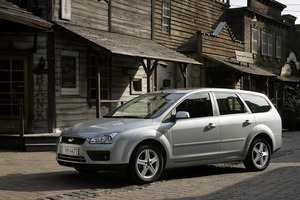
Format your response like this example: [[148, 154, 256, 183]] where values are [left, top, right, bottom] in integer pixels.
[[178, 63, 188, 88], [141, 58, 159, 92]]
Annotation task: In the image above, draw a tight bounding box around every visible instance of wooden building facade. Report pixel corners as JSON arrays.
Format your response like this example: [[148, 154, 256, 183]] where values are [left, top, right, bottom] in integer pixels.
[[0, 0, 199, 137]]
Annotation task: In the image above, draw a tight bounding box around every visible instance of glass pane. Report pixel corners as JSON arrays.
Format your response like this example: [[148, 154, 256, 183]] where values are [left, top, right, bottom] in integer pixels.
[[101, 68, 109, 77], [12, 71, 24, 81], [12, 105, 19, 115], [0, 60, 10, 70], [12, 60, 24, 70], [0, 94, 10, 99], [0, 83, 10, 92], [12, 83, 24, 93], [91, 89, 96, 99], [101, 79, 108, 88], [0, 105, 10, 115], [0, 71, 10, 81]]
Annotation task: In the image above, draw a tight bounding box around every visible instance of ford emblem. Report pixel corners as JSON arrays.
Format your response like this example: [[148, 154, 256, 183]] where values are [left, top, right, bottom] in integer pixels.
[[68, 138, 75, 143]]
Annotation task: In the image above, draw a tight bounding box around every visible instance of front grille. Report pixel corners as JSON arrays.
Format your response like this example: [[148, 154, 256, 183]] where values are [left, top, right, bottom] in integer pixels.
[[58, 154, 86, 163], [61, 137, 86, 145], [87, 151, 110, 161]]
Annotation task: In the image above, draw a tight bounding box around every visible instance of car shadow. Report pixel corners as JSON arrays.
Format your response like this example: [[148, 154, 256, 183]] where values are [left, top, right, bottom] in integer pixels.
[[0, 163, 248, 193], [0, 170, 131, 192], [160, 163, 248, 181]]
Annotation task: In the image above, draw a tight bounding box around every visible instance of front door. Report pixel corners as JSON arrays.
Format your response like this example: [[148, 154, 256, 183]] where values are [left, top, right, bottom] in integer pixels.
[[171, 92, 220, 162], [0, 56, 28, 133]]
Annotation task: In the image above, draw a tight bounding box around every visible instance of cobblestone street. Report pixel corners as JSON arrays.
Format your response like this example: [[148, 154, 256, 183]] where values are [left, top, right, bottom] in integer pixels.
[[0, 131, 300, 200]]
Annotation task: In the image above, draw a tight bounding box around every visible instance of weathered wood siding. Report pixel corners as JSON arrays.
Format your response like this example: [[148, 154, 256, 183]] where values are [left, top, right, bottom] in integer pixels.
[[54, 30, 94, 131], [53, 0, 109, 31], [154, 0, 229, 49], [243, 15, 287, 69], [249, 0, 285, 21], [201, 26, 244, 57], [110, 0, 152, 39], [111, 55, 148, 102]]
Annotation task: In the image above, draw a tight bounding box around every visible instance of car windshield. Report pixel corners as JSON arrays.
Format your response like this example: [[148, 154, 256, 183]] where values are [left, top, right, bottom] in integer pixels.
[[104, 92, 185, 119]]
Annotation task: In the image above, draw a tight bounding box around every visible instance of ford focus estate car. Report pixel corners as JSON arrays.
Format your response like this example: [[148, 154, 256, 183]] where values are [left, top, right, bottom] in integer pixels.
[[57, 88, 282, 183]]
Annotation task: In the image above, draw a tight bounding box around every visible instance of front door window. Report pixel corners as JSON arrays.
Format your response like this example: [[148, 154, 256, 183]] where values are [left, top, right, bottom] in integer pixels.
[[0, 56, 28, 132]]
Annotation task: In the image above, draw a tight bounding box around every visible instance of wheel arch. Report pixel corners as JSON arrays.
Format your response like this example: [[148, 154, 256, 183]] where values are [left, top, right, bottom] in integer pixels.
[[243, 127, 275, 158], [129, 139, 168, 168]]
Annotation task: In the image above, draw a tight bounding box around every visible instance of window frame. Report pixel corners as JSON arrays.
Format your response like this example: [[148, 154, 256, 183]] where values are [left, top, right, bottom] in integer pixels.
[[261, 31, 273, 57], [175, 92, 213, 118], [162, 0, 171, 34], [276, 36, 282, 59], [214, 92, 246, 115], [251, 28, 258, 54]]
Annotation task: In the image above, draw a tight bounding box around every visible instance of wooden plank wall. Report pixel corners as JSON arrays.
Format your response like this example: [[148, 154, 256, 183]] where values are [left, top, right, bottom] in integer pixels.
[[201, 26, 244, 57], [110, 0, 152, 39], [154, 0, 229, 49], [53, 0, 109, 31], [111, 55, 148, 102]]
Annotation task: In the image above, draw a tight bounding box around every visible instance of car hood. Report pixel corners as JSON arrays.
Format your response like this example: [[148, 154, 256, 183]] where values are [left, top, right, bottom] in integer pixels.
[[61, 118, 153, 138]]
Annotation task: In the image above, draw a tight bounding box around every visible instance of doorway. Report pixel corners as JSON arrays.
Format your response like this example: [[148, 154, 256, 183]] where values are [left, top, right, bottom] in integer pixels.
[[0, 56, 28, 133]]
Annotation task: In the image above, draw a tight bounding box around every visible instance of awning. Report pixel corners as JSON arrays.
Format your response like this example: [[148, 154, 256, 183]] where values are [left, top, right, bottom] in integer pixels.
[[202, 53, 276, 77], [276, 76, 300, 83], [55, 22, 201, 65], [0, 1, 52, 30]]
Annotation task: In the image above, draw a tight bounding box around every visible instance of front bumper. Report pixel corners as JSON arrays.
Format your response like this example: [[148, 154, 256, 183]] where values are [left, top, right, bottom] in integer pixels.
[[56, 136, 128, 169]]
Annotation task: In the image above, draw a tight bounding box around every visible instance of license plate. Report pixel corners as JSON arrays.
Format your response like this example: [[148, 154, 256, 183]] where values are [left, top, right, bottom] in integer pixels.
[[60, 146, 79, 156]]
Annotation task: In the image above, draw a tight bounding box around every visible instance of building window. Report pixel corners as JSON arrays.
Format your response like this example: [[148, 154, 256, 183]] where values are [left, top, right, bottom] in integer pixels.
[[261, 31, 273, 57], [162, 0, 171, 34], [89, 55, 109, 107], [130, 77, 143, 95], [251, 28, 258, 54], [276, 36, 282, 59], [61, 51, 79, 95]]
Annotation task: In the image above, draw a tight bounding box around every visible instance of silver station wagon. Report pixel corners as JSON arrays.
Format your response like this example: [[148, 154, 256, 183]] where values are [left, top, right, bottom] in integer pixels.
[[57, 88, 282, 183]]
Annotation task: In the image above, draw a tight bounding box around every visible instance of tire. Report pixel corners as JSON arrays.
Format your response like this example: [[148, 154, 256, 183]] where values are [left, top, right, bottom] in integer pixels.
[[243, 138, 271, 171], [128, 144, 164, 184]]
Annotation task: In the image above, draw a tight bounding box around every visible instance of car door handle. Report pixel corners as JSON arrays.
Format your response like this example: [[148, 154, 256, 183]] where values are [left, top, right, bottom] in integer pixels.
[[206, 123, 216, 129], [244, 120, 253, 126]]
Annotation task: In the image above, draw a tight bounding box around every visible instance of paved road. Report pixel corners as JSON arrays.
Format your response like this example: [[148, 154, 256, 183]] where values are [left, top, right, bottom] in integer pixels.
[[0, 131, 300, 200]]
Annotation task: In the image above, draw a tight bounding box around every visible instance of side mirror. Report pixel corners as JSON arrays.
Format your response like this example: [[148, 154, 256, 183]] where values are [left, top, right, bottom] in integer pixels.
[[175, 111, 190, 119]]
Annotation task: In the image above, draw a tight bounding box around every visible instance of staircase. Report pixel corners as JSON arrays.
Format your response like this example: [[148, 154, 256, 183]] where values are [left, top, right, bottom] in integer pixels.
[[24, 133, 60, 152]]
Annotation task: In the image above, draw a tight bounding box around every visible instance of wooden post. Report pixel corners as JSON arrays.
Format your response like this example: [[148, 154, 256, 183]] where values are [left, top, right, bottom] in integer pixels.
[[179, 63, 188, 88], [141, 59, 158, 93], [96, 55, 101, 118], [19, 99, 24, 151], [47, 31, 56, 133]]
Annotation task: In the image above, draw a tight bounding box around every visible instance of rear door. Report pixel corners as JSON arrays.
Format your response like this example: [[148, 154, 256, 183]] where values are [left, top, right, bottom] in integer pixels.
[[214, 92, 255, 158]]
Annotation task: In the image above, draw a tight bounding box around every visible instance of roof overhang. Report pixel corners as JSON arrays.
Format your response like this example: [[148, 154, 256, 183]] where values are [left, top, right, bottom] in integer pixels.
[[55, 22, 201, 65], [0, 2, 52, 31], [202, 53, 276, 77]]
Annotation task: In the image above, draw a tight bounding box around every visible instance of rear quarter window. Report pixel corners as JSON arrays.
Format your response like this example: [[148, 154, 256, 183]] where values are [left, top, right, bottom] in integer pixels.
[[240, 93, 271, 113]]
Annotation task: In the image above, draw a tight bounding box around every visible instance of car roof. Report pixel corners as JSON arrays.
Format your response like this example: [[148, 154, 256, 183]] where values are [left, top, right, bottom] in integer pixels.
[[150, 88, 266, 97]]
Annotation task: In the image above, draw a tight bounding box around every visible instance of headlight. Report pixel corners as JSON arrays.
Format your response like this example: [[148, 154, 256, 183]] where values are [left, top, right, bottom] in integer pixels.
[[90, 133, 118, 144]]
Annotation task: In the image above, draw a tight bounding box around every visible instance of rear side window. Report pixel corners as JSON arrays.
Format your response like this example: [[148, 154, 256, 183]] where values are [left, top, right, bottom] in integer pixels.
[[215, 93, 245, 115], [240, 94, 271, 113]]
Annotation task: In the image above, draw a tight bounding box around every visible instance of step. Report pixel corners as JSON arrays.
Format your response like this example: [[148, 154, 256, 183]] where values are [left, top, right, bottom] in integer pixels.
[[25, 143, 57, 152], [24, 133, 59, 152]]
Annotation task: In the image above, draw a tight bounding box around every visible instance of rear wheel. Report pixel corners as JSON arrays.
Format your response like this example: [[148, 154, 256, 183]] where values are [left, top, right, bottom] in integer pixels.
[[243, 138, 271, 171], [128, 144, 164, 184]]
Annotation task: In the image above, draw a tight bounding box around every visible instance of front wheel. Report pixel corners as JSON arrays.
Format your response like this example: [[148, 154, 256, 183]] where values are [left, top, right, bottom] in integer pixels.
[[243, 138, 271, 171], [128, 144, 164, 184]]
